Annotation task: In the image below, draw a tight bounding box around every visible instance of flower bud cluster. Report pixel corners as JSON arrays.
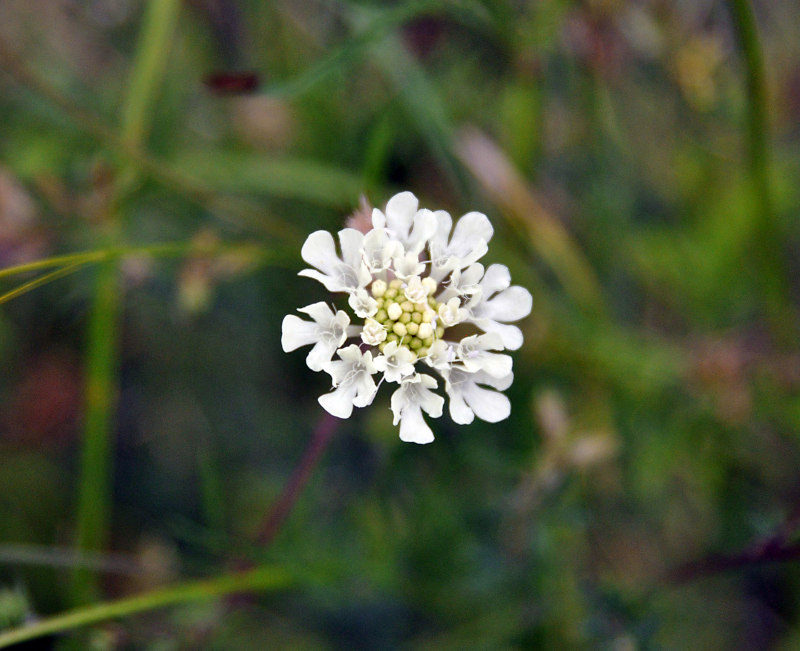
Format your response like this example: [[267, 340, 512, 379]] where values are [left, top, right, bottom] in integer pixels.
[[367, 278, 445, 358]]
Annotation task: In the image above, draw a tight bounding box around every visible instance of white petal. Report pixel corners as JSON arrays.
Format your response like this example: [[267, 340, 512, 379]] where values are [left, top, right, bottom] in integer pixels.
[[475, 369, 514, 392], [407, 209, 438, 253], [306, 340, 338, 372], [281, 315, 318, 352], [297, 301, 334, 322], [476, 320, 524, 350], [318, 384, 357, 418], [447, 390, 475, 424], [480, 264, 511, 297], [461, 263, 485, 287], [300, 230, 338, 274], [476, 332, 504, 351], [384, 191, 418, 235], [337, 343, 364, 364], [479, 352, 513, 378], [371, 208, 386, 229], [450, 212, 493, 255], [337, 228, 364, 269], [464, 383, 510, 422], [485, 286, 532, 322], [432, 210, 453, 245], [420, 388, 444, 418], [398, 405, 435, 444], [353, 374, 378, 407], [297, 268, 339, 291]]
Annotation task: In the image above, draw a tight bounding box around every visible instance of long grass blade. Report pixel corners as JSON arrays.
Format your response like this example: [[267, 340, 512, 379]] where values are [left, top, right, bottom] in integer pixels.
[[0, 567, 292, 649]]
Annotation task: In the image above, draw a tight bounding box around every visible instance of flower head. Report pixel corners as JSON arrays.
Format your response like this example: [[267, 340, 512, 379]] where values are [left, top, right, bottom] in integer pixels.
[[281, 192, 532, 443]]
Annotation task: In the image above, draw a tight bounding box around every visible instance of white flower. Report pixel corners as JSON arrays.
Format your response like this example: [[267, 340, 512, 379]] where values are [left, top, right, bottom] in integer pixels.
[[428, 209, 493, 282], [455, 333, 512, 378], [348, 287, 378, 318], [437, 297, 468, 327], [281, 302, 357, 371], [392, 250, 425, 280], [361, 228, 401, 274], [390, 374, 444, 444], [298, 228, 372, 293], [374, 341, 416, 383], [403, 276, 428, 303], [282, 191, 531, 443], [424, 339, 456, 371], [361, 318, 387, 346], [371, 192, 437, 254], [464, 264, 532, 351], [442, 368, 513, 425], [319, 345, 378, 418], [437, 263, 484, 303]]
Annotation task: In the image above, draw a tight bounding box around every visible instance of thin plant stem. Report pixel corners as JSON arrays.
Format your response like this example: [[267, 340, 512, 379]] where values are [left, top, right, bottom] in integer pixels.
[[0, 251, 108, 280], [0, 566, 292, 649], [256, 413, 341, 546], [0, 263, 88, 306], [71, 0, 182, 605], [0, 241, 287, 282], [727, 0, 795, 342]]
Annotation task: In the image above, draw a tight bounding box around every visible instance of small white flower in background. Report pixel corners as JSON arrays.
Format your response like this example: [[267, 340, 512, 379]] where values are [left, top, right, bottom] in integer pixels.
[[281, 191, 532, 444]]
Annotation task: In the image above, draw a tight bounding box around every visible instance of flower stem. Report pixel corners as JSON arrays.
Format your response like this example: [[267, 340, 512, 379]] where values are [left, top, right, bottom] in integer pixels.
[[255, 413, 340, 546]]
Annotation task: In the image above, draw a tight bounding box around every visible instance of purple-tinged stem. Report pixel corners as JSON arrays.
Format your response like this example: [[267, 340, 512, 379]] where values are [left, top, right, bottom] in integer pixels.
[[255, 412, 340, 546]]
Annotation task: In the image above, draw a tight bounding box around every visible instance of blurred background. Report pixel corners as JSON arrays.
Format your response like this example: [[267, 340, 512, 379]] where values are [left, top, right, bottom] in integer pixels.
[[0, 0, 799, 647]]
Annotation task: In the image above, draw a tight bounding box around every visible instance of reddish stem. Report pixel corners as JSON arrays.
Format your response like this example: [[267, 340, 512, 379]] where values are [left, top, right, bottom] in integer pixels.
[[255, 412, 340, 546]]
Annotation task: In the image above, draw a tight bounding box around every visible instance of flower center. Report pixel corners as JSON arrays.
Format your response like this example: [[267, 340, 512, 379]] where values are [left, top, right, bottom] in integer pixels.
[[368, 278, 445, 358]]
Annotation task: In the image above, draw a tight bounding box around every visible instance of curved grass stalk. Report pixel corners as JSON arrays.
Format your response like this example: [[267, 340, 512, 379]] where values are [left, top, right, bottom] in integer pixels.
[[0, 241, 286, 281], [0, 252, 108, 281], [0, 242, 291, 309], [0, 263, 88, 306], [0, 566, 292, 649]]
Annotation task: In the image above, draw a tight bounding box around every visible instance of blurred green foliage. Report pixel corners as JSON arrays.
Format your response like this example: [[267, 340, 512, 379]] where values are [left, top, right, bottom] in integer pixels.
[[0, 0, 799, 648]]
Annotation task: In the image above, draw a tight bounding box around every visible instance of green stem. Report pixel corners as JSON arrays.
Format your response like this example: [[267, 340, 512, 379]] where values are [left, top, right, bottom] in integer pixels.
[[0, 242, 289, 309], [727, 0, 794, 342], [72, 261, 120, 605], [0, 241, 281, 281], [0, 251, 107, 280], [0, 262, 88, 306], [71, 0, 182, 605], [0, 567, 291, 649]]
